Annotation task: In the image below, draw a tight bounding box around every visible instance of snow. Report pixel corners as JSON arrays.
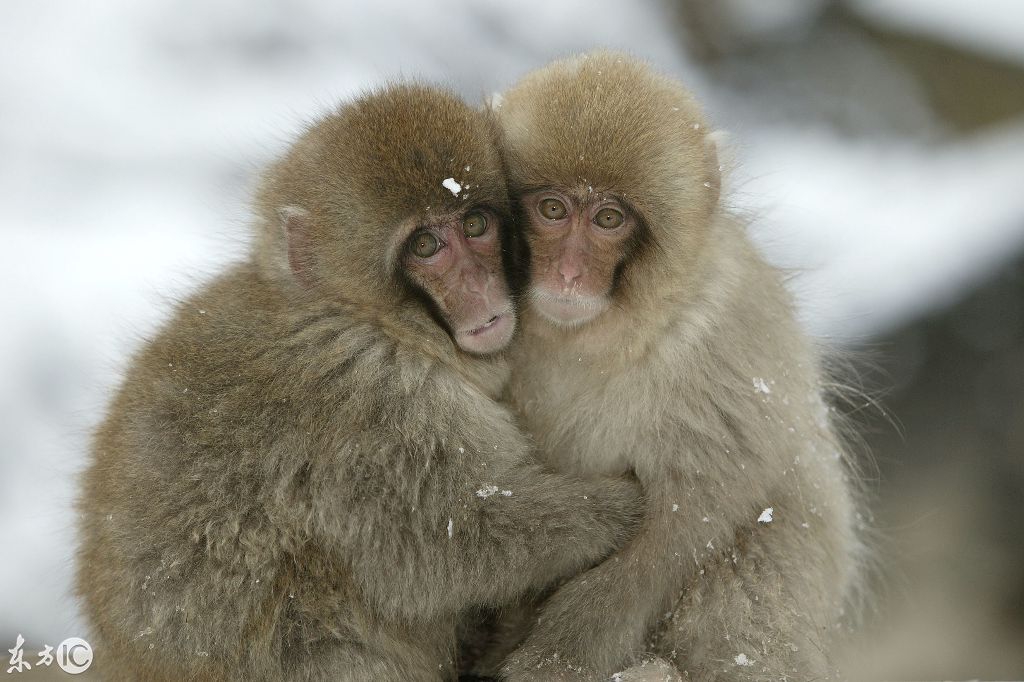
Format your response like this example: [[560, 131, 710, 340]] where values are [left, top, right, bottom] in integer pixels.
[[476, 485, 499, 498], [738, 123, 1024, 340], [442, 178, 462, 196], [758, 507, 774, 524], [2, 0, 1024, 649], [734, 653, 754, 666], [131, 627, 155, 641], [446, 518, 454, 539], [848, 0, 1024, 65], [752, 378, 772, 395]]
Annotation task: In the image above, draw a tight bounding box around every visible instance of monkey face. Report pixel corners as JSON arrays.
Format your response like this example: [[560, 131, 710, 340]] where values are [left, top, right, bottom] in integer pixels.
[[400, 207, 516, 354], [496, 52, 723, 331], [519, 188, 637, 327], [256, 84, 518, 358]]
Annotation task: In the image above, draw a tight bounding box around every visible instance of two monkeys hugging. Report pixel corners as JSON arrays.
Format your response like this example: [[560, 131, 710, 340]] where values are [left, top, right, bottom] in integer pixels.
[[77, 51, 862, 682]]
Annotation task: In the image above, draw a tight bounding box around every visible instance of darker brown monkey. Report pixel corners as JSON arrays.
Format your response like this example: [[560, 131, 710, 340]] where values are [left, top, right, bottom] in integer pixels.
[[76, 84, 642, 681], [493, 53, 862, 681]]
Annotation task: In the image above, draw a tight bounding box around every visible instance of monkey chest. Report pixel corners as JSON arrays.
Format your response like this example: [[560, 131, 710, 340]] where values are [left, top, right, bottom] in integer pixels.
[[515, 367, 637, 478]]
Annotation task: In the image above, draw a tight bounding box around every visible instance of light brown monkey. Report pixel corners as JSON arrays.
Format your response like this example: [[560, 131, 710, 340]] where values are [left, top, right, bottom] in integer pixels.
[[492, 52, 862, 680], [75, 84, 644, 681]]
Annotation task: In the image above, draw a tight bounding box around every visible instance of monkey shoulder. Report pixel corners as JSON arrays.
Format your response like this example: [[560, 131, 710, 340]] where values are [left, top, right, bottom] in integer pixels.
[[93, 261, 525, 525]]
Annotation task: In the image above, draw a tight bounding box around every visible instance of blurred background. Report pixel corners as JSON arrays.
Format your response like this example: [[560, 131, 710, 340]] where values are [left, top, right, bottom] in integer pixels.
[[1, 0, 1022, 678]]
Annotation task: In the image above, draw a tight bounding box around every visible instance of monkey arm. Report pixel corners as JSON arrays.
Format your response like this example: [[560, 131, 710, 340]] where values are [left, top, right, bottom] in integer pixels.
[[498, 495, 685, 680], [501, 457, 854, 681], [326, 419, 643, 624], [648, 481, 853, 681]]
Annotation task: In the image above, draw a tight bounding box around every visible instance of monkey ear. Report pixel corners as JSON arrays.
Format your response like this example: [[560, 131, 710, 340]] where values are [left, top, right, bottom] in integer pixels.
[[278, 205, 315, 288], [703, 130, 733, 208]]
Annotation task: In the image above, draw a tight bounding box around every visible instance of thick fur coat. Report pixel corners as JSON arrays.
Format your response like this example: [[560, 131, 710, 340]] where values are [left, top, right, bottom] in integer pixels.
[[494, 53, 862, 681]]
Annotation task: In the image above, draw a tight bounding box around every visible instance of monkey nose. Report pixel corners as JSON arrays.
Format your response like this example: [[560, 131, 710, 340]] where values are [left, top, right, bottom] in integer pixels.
[[558, 264, 581, 285]]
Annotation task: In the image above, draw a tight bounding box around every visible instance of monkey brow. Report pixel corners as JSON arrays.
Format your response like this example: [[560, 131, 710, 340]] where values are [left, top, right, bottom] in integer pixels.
[[516, 183, 622, 206], [516, 182, 565, 195], [468, 202, 505, 218], [411, 206, 487, 233]]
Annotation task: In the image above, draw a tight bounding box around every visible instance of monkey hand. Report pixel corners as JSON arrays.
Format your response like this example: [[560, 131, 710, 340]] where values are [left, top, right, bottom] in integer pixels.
[[579, 474, 645, 553], [609, 658, 681, 682], [500, 557, 644, 681], [499, 642, 596, 682]]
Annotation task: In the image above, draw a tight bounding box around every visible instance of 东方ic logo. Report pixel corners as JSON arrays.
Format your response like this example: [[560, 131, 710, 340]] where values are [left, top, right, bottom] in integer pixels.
[[6, 634, 93, 675]]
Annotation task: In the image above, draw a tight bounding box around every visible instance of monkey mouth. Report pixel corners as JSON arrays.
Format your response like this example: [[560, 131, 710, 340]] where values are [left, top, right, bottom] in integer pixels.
[[468, 315, 503, 335], [530, 288, 608, 326], [456, 308, 516, 355]]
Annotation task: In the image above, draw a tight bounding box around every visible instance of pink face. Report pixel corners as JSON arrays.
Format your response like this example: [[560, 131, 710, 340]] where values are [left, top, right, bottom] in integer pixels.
[[402, 209, 516, 355], [521, 189, 637, 326]]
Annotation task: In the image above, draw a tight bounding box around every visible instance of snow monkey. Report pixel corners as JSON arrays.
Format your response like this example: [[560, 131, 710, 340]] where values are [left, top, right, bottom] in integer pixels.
[[75, 84, 644, 681], [493, 52, 862, 681]]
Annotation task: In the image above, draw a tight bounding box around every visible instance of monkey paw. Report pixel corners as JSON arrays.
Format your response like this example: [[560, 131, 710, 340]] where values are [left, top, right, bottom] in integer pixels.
[[499, 646, 595, 682], [610, 658, 682, 682]]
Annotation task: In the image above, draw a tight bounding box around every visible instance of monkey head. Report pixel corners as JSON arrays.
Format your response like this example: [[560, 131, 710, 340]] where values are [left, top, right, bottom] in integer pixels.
[[255, 85, 519, 355], [495, 52, 721, 329]]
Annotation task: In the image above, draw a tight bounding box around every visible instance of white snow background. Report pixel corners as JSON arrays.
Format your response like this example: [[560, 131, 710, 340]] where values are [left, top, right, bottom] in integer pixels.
[[2, 0, 1023, 645]]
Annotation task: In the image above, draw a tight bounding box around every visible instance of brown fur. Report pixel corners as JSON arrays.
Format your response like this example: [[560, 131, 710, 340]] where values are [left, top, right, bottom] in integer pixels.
[[75, 84, 643, 681], [493, 52, 862, 680]]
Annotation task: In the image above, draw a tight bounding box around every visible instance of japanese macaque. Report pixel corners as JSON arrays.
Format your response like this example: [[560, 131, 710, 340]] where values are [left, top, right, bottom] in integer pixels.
[[75, 84, 643, 681], [492, 52, 862, 680]]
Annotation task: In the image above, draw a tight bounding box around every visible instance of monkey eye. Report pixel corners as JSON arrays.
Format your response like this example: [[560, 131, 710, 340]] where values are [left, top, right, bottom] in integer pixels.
[[409, 230, 441, 259], [594, 207, 624, 230], [538, 198, 568, 221], [463, 212, 488, 238]]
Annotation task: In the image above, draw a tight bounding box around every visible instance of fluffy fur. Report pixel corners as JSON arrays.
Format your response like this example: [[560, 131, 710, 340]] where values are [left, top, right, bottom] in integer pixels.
[[493, 52, 862, 680], [75, 84, 641, 681]]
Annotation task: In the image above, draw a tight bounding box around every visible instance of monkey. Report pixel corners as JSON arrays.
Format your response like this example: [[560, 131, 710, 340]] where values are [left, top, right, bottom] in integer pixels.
[[489, 52, 863, 681], [75, 83, 645, 682]]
